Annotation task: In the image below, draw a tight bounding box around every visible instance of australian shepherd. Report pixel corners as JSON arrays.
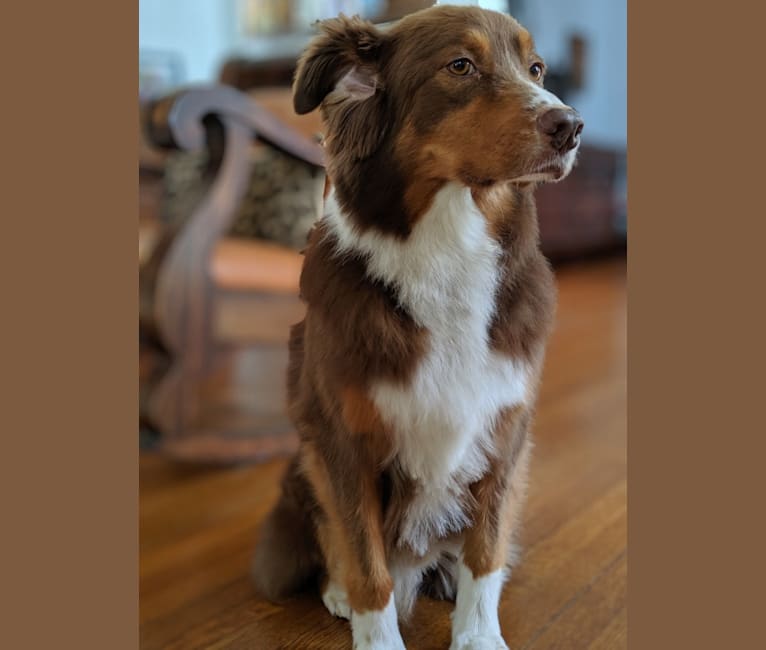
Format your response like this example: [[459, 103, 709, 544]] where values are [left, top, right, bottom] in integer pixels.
[[253, 5, 583, 649]]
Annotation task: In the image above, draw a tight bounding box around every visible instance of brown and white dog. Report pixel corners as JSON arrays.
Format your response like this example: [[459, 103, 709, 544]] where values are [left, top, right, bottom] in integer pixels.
[[253, 5, 582, 649]]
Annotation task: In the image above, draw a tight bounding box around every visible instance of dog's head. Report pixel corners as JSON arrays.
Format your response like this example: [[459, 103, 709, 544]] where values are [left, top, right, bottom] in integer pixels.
[[294, 5, 582, 223]]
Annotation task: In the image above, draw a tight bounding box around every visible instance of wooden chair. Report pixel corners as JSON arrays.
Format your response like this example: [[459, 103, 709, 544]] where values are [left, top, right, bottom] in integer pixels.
[[139, 85, 324, 463]]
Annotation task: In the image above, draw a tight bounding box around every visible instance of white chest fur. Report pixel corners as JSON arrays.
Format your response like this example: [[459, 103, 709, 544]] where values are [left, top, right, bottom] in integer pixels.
[[326, 184, 530, 553]]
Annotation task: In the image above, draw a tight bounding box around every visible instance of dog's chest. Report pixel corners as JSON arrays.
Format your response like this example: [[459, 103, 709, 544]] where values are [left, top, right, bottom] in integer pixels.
[[372, 229, 526, 555], [327, 184, 530, 553], [375, 277, 528, 553], [370, 251, 527, 487]]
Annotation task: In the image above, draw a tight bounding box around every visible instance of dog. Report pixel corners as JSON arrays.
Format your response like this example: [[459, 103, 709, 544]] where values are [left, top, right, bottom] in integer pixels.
[[253, 5, 583, 649]]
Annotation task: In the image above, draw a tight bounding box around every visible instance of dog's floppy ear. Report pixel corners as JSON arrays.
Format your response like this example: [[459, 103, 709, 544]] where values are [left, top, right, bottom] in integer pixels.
[[293, 15, 385, 115], [293, 16, 389, 161]]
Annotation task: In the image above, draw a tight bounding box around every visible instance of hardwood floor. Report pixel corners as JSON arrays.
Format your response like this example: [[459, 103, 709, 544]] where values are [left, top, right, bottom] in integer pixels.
[[139, 257, 627, 649]]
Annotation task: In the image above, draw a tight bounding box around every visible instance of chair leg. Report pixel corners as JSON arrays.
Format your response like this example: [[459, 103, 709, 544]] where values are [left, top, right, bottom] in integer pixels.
[[147, 358, 204, 439]]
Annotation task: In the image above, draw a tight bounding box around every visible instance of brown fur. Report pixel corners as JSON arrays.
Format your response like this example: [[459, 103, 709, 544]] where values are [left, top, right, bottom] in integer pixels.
[[293, 7, 557, 237], [302, 442, 393, 611], [462, 407, 533, 577], [251, 456, 322, 601], [341, 386, 386, 436], [253, 4, 578, 627]]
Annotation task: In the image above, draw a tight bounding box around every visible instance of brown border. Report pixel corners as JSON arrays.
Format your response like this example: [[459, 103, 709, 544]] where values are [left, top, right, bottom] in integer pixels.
[[3, 0, 763, 648], [629, 1, 764, 649], [2, 2, 137, 649]]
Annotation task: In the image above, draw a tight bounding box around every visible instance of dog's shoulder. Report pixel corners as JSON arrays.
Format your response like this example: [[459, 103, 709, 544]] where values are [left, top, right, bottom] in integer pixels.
[[298, 217, 428, 389], [490, 249, 557, 363]]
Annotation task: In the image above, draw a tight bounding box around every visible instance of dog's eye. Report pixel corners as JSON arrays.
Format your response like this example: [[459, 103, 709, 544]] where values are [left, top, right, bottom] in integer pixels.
[[447, 58, 476, 76], [530, 62, 544, 80]]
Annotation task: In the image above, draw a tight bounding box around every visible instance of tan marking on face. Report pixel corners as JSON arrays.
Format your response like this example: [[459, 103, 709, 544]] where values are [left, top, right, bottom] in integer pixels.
[[517, 29, 534, 57], [421, 95, 537, 188], [472, 182, 517, 241], [465, 29, 491, 58], [393, 91, 538, 224]]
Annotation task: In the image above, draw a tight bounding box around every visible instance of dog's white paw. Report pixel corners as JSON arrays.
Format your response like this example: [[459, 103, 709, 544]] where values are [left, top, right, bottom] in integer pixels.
[[450, 632, 509, 650], [351, 594, 406, 650], [351, 620, 407, 650], [322, 581, 351, 620], [353, 639, 406, 650]]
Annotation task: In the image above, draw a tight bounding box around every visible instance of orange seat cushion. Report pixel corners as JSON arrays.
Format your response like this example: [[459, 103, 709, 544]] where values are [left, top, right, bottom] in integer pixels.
[[211, 238, 302, 294], [139, 220, 302, 295]]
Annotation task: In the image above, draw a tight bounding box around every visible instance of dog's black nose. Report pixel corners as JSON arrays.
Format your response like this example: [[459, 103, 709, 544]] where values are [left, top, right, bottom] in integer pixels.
[[537, 108, 584, 153]]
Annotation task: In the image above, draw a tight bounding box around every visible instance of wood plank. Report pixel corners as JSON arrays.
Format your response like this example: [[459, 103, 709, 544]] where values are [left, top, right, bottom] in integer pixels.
[[523, 553, 627, 649], [587, 606, 627, 650], [139, 257, 627, 649]]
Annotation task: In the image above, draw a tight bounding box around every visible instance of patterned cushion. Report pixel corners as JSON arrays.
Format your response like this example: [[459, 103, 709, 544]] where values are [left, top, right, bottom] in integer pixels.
[[162, 140, 325, 251]]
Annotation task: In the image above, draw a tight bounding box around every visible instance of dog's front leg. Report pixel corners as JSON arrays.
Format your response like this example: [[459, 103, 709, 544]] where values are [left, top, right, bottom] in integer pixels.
[[451, 410, 533, 650], [304, 441, 406, 650]]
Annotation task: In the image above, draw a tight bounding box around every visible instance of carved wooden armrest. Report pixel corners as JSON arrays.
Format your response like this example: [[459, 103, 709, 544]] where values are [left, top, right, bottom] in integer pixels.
[[143, 84, 324, 165], [139, 84, 323, 441]]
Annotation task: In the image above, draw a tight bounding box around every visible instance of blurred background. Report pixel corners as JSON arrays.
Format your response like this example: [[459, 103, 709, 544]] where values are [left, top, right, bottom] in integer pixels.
[[139, 3, 627, 645], [139, 0, 625, 150], [139, 0, 626, 458], [139, 0, 627, 459]]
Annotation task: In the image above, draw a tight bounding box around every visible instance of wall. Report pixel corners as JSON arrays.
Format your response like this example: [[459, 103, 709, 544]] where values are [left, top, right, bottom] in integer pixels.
[[516, 0, 627, 149], [139, 0, 626, 150], [139, 0, 231, 83]]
